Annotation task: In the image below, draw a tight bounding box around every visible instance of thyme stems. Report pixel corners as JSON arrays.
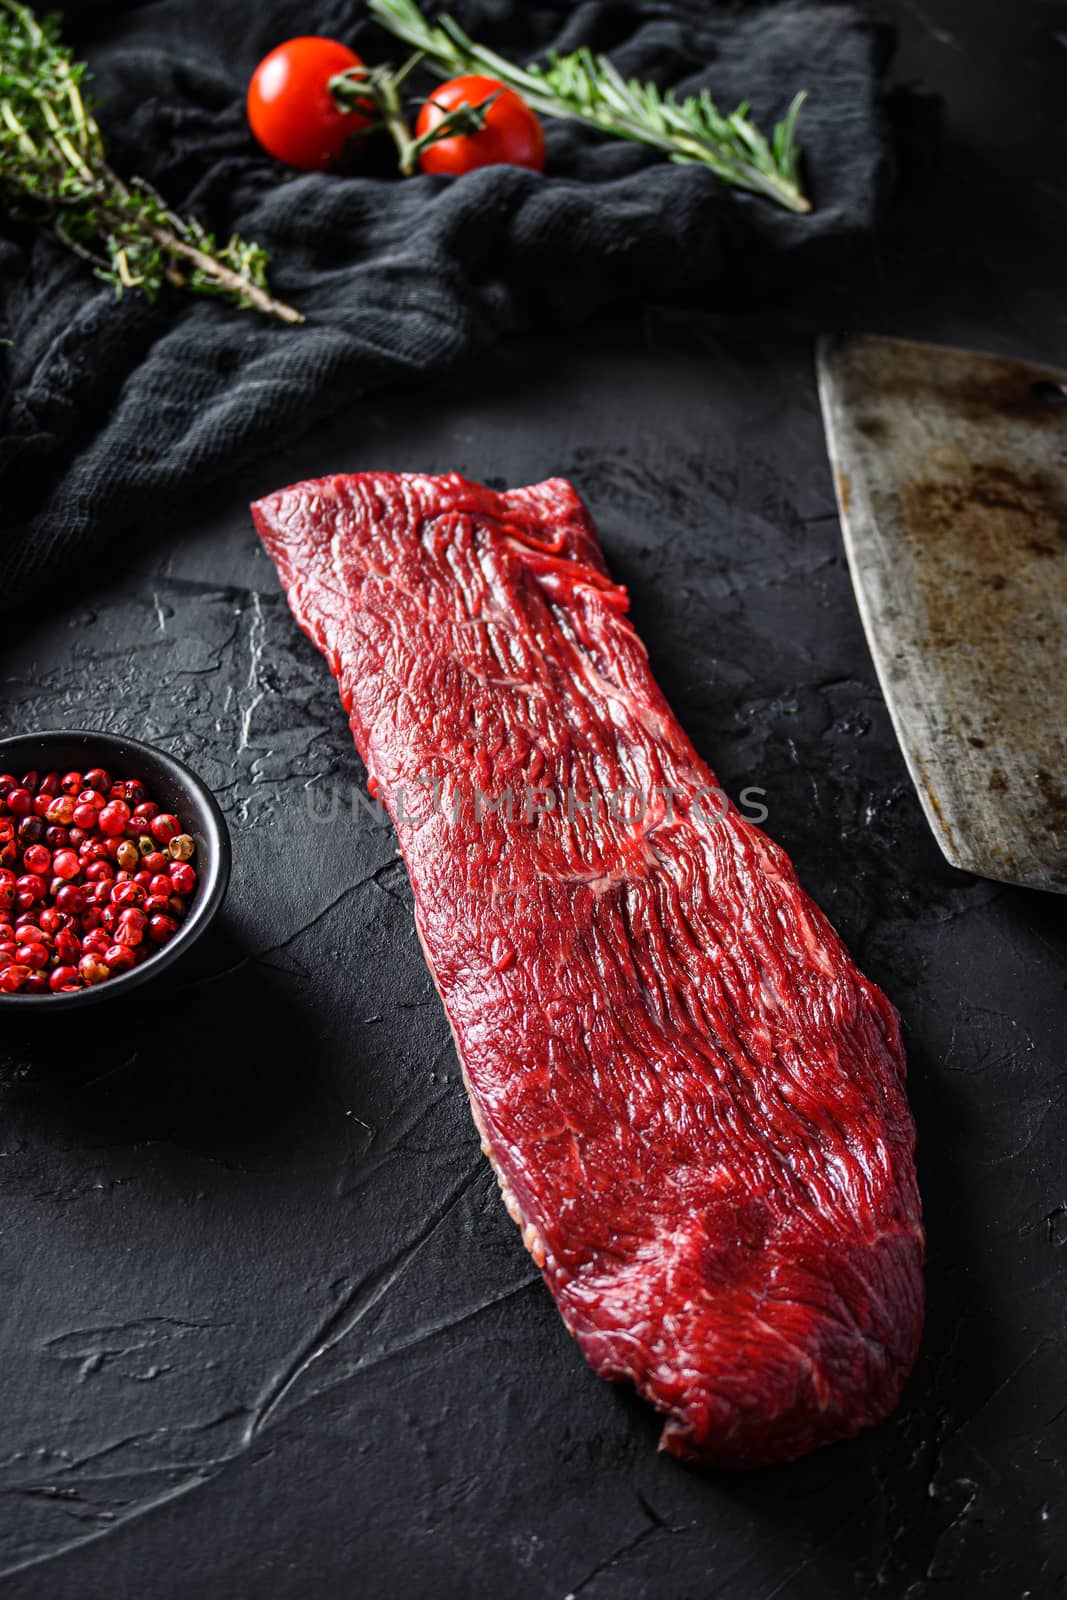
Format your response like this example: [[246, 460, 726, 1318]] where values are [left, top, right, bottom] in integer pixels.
[[0, 1, 302, 321]]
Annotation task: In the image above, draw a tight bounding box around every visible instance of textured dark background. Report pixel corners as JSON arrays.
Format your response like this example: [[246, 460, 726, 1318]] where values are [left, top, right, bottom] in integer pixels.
[[1, 1, 1066, 1596]]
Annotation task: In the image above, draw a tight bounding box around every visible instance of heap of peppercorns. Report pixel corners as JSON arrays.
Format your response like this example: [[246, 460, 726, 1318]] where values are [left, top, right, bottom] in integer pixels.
[[0, 766, 199, 995]]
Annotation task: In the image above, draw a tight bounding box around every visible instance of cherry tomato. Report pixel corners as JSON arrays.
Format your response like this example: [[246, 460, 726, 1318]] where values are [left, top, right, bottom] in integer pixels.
[[414, 75, 545, 177], [247, 37, 371, 171]]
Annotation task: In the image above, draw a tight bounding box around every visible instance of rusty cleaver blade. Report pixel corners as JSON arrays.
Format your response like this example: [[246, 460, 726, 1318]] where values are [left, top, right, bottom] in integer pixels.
[[816, 333, 1067, 895]]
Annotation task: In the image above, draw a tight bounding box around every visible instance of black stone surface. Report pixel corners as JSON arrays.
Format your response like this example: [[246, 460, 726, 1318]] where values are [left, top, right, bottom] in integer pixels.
[[1, 3, 1065, 1596]]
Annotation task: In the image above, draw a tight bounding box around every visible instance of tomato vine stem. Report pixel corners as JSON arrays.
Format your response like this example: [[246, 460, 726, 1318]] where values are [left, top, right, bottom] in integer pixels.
[[330, 55, 502, 177]]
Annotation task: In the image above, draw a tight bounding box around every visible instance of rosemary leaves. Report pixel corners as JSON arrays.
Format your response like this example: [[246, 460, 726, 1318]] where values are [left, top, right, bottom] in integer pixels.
[[368, 0, 810, 213]]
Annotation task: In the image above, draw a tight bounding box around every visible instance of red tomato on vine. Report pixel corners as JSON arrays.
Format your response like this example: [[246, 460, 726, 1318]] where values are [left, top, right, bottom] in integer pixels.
[[247, 37, 372, 171], [414, 75, 545, 176]]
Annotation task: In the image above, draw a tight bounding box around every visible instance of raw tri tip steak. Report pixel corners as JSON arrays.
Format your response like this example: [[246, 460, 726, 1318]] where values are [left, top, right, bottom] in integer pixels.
[[252, 471, 924, 1469]]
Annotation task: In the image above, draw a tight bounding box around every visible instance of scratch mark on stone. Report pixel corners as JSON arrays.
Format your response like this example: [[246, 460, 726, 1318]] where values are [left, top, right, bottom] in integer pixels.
[[74, 1050, 141, 1093], [238, 590, 267, 756], [176, 869, 390, 993], [753, 1498, 883, 1600], [336, 1080, 470, 1197], [243, 1158, 487, 1443], [0, 1469, 220, 1583], [900, 0, 962, 48], [371, 857, 411, 905], [564, 1517, 661, 1598], [256, 874, 384, 960], [336, 1274, 539, 1384]]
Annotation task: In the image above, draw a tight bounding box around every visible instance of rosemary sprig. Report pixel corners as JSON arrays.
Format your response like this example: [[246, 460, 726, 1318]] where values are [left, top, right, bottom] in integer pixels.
[[0, 0, 302, 321], [369, 0, 810, 213]]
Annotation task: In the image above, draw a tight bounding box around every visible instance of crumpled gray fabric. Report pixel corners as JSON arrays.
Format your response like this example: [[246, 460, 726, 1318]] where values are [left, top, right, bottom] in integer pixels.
[[0, 0, 896, 614]]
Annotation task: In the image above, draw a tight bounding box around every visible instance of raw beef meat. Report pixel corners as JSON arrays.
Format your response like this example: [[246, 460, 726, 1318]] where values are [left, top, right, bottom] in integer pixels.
[[252, 471, 924, 1468]]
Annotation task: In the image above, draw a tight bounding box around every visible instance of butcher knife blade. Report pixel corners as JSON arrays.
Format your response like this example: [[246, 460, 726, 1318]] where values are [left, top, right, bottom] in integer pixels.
[[816, 334, 1067, 894]]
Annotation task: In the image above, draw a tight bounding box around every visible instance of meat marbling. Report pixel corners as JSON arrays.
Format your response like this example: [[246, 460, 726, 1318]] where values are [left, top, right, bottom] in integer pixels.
[[252, 471, 924, 1468]]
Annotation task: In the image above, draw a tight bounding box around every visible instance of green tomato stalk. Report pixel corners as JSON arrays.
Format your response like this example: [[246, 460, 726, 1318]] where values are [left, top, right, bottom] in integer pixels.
[[330, 52, 502, 177]]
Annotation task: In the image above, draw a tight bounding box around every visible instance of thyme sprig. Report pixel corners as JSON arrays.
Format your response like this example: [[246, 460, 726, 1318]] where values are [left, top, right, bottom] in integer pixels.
[[368, 0, 810, 213], [0, 0, 302, 321]]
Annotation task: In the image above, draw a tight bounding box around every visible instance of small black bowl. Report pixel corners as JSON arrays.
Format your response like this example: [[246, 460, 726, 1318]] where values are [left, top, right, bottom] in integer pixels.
[[0, 730, 231, 1013]]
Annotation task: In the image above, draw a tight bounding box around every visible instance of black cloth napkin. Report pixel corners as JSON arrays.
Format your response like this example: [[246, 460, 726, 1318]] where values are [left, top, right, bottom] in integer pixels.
[[0, 0, 896, 615]]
